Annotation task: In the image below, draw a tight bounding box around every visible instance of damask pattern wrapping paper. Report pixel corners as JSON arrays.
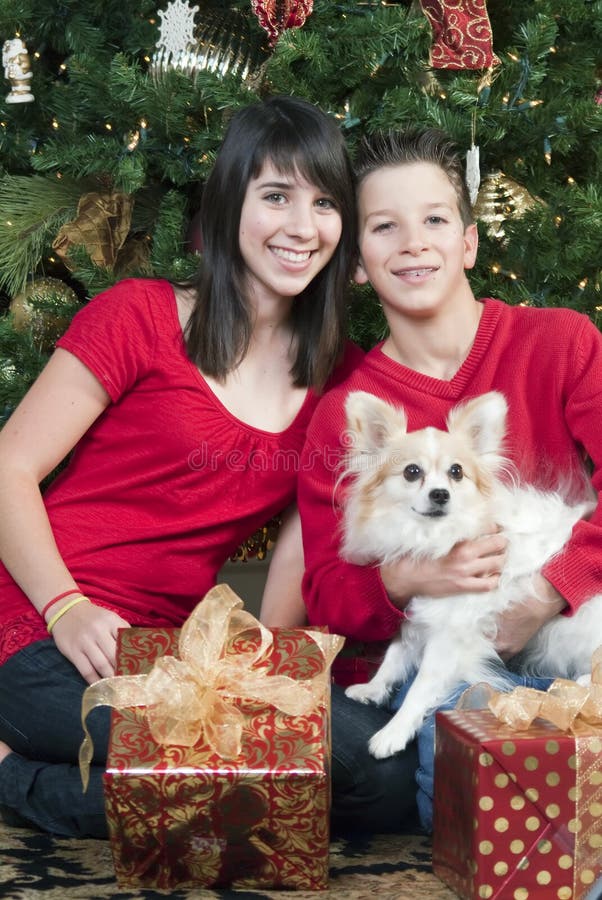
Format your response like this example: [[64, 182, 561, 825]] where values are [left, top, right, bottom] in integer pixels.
[[103, 624, 335, 890]]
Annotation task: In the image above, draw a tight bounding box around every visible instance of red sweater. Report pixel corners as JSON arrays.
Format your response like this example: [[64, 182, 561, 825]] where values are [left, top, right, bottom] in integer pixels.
[[299, 298, 602, 654], [0, 279, 363, 665]]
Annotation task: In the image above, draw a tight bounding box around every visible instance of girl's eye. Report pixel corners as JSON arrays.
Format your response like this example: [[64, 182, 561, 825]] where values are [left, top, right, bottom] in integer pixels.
[[265, 192, 286, 204], [449, 463, 463, 481], [403, 464, 423, 482], [315, 196, 337, 210]]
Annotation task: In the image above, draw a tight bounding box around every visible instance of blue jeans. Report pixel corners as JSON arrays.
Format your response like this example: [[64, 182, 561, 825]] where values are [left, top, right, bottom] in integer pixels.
[[330, 683, 420, 834], [0, 640, 109, 837], [389, 670, 554, 833]]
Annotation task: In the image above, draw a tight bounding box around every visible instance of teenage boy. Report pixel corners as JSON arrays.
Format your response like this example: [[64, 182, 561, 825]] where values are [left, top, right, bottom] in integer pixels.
[[294, 129, 602, 833]]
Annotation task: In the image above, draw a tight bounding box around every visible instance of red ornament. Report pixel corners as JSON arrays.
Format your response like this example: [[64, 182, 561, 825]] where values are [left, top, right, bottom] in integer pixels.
[[251, 0, 313, 47], [419, 0, 500, 70]]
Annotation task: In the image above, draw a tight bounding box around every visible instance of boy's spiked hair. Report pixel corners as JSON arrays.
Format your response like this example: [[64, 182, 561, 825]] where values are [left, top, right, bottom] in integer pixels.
[[354, 128, 474, 228]]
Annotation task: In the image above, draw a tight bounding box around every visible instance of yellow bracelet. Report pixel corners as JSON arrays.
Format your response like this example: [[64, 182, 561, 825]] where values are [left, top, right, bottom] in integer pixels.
[[46, 594, 89, 634]]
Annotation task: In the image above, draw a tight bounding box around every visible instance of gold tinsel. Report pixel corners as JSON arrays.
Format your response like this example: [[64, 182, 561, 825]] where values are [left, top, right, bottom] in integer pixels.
[[473, 171, 542, 240], [230, 515, 282, 563]]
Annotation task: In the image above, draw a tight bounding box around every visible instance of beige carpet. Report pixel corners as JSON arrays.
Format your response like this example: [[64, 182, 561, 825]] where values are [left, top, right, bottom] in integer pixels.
[[0, 822, 456, 899]]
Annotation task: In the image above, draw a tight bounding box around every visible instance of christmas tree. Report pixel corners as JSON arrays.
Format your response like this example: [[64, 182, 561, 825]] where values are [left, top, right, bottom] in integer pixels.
[[1, 0, 601, 422]]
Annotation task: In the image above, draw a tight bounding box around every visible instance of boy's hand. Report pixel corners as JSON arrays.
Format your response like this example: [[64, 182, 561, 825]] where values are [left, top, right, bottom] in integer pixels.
[[380, 527, 507, 610], [495, 574, 566, 659], [50, 601, 130, 684]]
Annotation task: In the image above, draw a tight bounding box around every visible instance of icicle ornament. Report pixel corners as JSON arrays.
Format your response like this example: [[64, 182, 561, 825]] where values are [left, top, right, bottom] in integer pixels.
[[466, 143, 480, 206]]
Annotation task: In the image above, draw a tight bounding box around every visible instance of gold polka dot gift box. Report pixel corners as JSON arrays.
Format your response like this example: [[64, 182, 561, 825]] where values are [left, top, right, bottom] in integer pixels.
[[432, 672, 602, 900], [80, 586, 343, 891]]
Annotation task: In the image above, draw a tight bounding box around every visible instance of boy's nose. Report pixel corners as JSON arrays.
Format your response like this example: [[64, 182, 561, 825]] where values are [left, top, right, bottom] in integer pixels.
[[401, 224, 427, 255]]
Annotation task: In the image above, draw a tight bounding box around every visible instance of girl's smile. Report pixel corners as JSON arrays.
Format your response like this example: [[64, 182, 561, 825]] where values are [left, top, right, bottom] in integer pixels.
[[239, 160, 342, 305]]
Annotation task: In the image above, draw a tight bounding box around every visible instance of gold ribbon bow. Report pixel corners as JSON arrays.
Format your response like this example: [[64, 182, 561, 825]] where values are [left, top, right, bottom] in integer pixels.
[[79, 585, 344, 790], [486, 647, 602, 733]]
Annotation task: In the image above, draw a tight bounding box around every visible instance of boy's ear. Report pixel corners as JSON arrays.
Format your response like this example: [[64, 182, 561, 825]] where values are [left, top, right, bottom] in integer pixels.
[[463, 223, 479, 271], [353, 255, 369, 285]]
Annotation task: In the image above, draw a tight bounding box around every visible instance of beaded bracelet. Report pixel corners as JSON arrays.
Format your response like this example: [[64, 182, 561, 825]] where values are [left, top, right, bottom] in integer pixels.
[[46, 595, 89, 634], [41, 588, 81, 619]]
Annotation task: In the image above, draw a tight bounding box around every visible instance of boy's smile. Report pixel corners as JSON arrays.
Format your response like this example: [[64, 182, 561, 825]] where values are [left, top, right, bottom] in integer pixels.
[[354, 161, 478, 321]]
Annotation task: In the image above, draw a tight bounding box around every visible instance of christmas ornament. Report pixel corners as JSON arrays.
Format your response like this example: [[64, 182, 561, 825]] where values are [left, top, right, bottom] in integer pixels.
[[473, 171, 541, 240], [2, 37, 34, 103], [418, 0, 500, 70], [9, 277, 79, 351], [251, 0, 313, 48], [151, 0, 200, 75], [465, 143, 480, 206], [52, 192, 133, 271]]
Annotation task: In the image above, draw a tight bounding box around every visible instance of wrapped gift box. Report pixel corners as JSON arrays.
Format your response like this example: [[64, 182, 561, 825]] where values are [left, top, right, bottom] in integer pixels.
[[432, 708, 602, 900], [98, 603, 337, 891]]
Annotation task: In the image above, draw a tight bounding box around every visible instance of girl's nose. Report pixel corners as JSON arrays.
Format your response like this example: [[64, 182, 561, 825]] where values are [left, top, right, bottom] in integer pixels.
[[286, 202, 317, 239]]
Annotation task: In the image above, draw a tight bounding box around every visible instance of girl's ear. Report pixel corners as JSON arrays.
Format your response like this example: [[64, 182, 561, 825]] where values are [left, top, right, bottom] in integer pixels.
[[353, 256, 369, 285], [463, 223, 479, 271]]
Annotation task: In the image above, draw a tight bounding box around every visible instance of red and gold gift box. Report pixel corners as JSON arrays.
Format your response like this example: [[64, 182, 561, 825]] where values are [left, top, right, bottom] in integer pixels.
[[432, 707, 602, 900], [80, 586, 343, 891]]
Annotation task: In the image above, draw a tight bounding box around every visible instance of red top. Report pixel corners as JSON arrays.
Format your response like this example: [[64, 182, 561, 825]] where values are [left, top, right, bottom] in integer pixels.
[[299, 298, 602, 671], [0, 278, 363, 665]]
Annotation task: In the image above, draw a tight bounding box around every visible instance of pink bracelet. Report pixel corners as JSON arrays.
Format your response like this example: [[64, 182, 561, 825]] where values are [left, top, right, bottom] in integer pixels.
[[41, 589, 81, 619]]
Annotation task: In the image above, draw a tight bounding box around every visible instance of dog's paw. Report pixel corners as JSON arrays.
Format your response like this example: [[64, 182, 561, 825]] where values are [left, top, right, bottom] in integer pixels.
[[576, 673, 591, 686], [368, 723, 410, 759], [345, 682, 388, 706]]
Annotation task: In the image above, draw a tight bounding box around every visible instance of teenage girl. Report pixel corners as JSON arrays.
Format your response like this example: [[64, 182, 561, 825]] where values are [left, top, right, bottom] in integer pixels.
[[0, 95, 361, 837]]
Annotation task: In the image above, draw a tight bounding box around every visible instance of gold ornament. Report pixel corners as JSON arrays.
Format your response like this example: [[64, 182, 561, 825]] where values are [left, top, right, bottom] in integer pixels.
[[10, 277, 79, 351], [473, 171, 541, 240]]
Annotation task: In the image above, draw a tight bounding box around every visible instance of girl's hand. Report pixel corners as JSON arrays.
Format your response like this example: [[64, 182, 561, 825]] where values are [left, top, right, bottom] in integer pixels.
[[494, 574, 566, 659], [380, 528, 507, 610], [49, 601, 130, 684]]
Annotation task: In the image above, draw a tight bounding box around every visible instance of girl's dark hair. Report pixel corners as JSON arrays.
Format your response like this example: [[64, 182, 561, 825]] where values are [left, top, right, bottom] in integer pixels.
[[355, 128, 474, 227], [185, 95, 356, 391]]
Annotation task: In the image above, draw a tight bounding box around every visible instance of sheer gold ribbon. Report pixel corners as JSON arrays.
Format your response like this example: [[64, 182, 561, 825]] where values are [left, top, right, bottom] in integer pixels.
[[79, 584, 344, 790], [462, 649, 602, 898]]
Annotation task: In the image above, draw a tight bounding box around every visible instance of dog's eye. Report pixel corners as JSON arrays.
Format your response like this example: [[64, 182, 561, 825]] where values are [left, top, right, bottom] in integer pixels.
[[448, 464, 463, 481], [403, 464, 423, 482]]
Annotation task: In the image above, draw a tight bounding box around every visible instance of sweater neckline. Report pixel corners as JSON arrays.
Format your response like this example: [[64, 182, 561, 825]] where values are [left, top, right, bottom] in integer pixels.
[[367, 298, 503, 398], [163, 280, 314, 438]]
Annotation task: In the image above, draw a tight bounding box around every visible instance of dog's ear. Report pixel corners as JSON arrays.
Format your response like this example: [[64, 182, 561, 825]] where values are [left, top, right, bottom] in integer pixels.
[[446, 392, 507, 457], [344, 391, 407, 454]]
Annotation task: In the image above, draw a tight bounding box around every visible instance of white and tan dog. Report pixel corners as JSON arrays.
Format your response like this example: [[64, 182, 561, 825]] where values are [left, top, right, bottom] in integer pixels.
[[341, 390, 600, 758]]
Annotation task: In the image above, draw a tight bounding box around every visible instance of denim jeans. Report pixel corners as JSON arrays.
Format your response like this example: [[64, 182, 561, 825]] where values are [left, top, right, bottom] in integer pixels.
[[330, 683, 420, 834], [389, 670, 555, 833], [0, 639, 109, 837]]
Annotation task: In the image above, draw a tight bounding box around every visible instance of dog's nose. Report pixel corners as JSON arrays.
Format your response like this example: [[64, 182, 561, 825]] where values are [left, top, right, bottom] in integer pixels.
[[429, 488, 450, 507]]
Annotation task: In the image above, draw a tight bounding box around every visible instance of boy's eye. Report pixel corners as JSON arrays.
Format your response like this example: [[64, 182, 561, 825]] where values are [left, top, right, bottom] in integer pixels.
[[403, 464, 423, 482], [426, 215, 446, 225], [373, 221, 394, 233], [448, 464, 463, 481]]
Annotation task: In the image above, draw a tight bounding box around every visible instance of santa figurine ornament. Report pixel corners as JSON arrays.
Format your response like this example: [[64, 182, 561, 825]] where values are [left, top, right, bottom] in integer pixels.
[[3, 37, 34, 103]]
